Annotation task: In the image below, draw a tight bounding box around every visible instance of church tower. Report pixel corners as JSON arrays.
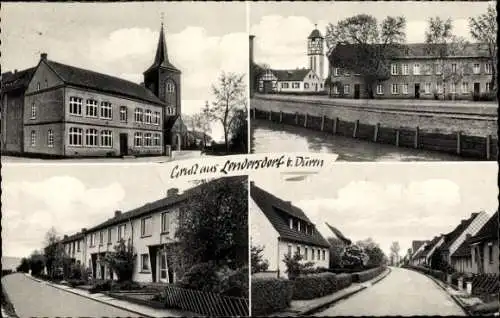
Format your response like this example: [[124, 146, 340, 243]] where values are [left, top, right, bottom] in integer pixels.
[[143, 22, 181, 150], [307, 25, 324, 80]]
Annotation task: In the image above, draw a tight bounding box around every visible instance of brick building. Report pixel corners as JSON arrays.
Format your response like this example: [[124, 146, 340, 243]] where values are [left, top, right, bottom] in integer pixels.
[[328, 43, 494, 100], [1, 23, 186, 157]]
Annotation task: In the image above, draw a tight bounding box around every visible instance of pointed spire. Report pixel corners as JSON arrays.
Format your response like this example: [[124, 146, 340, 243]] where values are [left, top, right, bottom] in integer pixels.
[[154, 22, 169, 66]]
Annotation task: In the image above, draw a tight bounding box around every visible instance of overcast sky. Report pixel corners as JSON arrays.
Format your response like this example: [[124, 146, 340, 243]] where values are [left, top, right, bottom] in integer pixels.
[[2, 164, 204, 258], [252, 162, 498, 257], [250, 1, 493, 73], [2, 2, 248, 142]]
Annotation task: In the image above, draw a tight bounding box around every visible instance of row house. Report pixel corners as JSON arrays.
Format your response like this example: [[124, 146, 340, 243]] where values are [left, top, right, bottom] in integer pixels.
[[60, 185, 205, 283], [411, 235, 444, 267], [328, 43, 493, 100], [1, 23, 185, 157], [257, 68, 324, 94], [250, 183, 330, 278]]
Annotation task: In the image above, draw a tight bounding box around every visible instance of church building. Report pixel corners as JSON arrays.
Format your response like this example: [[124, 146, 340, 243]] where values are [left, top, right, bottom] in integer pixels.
[[1, 23, 186, 157]]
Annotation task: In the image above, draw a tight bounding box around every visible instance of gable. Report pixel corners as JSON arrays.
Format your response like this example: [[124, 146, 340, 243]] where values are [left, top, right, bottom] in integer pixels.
[[25, 61, 64, 94]]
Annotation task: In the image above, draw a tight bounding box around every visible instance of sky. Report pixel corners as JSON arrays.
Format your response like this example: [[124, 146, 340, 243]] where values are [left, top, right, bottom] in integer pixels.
[[251, 162, 498, 258], [250, 1, 494, 75], [1, 164, 204, 258], [1, 2, 248, 142]]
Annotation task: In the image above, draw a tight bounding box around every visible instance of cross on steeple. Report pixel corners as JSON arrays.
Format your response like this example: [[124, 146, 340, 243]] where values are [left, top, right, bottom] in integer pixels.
[[161, 12, 165, 26], [314, 23, 317, 29]]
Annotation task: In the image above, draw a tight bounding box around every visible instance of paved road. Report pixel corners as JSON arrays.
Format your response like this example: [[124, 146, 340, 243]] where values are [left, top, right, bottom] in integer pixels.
[[316, 267, 466, 316], [2, 273, 140, 317]]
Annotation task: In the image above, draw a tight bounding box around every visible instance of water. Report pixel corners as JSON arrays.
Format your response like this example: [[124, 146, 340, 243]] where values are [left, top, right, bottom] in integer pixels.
[[251, 119, 467, 162]]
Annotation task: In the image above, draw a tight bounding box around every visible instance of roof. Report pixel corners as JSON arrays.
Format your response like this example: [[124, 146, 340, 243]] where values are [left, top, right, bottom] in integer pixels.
[[1, 67, 36, 93], [420, 235, 443, 258], [440, 213, 480, 252], [44, 60, 164, 105], [325, 222, 351, 245], [61, 232, 85, 243], [328, 42, 490, 61], [451, 238, 472, 258], [272, 69, 312, 82], [250, 183, 330, 248], [469, 211, 498, 244], [144, 24, 180, 74], [308, 28, 323, 39], [412, 240, 428, 254]]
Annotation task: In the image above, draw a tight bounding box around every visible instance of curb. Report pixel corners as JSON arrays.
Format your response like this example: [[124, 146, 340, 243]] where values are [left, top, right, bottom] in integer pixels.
[[299, 267, 392, 316], [24, 275, 154, 318]]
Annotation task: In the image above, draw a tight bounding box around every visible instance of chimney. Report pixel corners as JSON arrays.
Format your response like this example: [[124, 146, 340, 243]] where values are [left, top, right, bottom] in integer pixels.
[[115, 210, 122, 217], [63, 235, 68, 239], [167, 188, 179, 197], [81, 228, 87, 233], [249, 35, 255, 64], [40, 53, 48, 60]]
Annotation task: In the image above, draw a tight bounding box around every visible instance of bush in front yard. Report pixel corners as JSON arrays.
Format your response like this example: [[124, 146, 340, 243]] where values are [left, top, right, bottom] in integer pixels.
[[89, 280, 112, 293], [251, 277, 294, 316], [352, 266, 385, 283], [111, 280, 143, 291], [67, 279, 86, 287], [335, 273, 353, 290], [292, 272, 338, 300], [177, 261, 220, 292]]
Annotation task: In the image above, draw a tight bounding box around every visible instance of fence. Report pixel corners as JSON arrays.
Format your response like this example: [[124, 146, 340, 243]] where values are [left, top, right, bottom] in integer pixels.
[[164, 285, 249, 317], [252, 108, 498, 160]]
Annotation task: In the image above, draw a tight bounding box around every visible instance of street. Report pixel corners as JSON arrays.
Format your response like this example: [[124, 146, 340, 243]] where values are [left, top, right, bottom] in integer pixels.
[[2, 273, 140, 317], [315, 267, 466, 316]]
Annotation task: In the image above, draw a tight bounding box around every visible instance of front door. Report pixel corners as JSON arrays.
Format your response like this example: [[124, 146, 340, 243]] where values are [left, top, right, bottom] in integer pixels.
[[354, 84, 361, 99], [263, 81, 273, 94], [414, 84, 420, 99], [119, 133, 128, 156], [474, 82, 480, 95], [158, 250, 169, 283]]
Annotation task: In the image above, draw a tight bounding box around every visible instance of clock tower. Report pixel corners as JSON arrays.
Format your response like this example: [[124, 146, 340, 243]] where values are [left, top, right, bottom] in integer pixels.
[[144, 22, 181, 152], [307, 25, 324, 80]]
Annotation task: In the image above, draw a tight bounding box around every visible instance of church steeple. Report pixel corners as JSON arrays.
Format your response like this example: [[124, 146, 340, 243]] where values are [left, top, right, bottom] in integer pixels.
[[145, 22, 179, 73]]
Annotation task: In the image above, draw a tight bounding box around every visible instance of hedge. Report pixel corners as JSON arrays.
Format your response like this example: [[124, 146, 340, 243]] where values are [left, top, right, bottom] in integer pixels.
[[292, 272, 353, 300], [251, 277, 294, 316], [351, 266, 385, 283]]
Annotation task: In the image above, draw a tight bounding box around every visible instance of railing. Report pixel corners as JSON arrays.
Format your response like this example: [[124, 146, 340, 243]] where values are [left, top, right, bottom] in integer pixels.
[[164, 285, 249, 317]]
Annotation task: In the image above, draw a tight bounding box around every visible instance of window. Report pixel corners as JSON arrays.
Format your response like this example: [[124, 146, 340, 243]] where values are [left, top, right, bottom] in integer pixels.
[[322, 250, 326, 260], [343, 84, 350, 94], [402, 83, 409, 95], [119, 106, 127, 122], [30, 131, 36, 146], [90, 233, 96, 247], [153, 112, 160, 125], [144, 133, 152, 147], [281, 83, 289, 89], [391, 83, 399, 94], [436, 82, 443, 94], [134, 132, 143, 147], [473, 63, 480, 74], [289, 218, 293, 230], [451, 63, 457, 73], [135, 108, 143, 122], [486, 82, 491, 92], [402, 64, 409, 75], [166, 81, 175, 93], [85, 128, 98, 147], [86, 99, 98, 117], [333, 85, 339, 94], [153, 133, 161, 146], [413, 64, 420, 75], [304, 83, 309, 89], [107, 228, 112, 244], [376, 84, 384, 95], [69, 127, 83, 146], [99, 231, 103, 245], [292, 82, 300, 89], [77, 240, 80, 252], [450, 82, 456, 93], [141, 217, 152, 237], [37, 82, 41, 91], [485, 63, 492, 74], [166, 107, 175, 116], [161, 212, 170, 233], [69, 97, 83, 115], [333, 68, 339, 76], [488, 244, 493, 264], [462, 82, 469, 94], [100, 130, 112, 147], [391, 64, 398, 75], [31, 102, 36, 119], [288, 245, 292, 256], [141, 254, 150, 271], [117, 224, 126, 241], [145, 110, 152, 123], [296, 246, 300, 255], [100, 102, 112, 119], [424, 83, 431, 94], [304, 247, 308, 260], [425, 63, 433, 75]]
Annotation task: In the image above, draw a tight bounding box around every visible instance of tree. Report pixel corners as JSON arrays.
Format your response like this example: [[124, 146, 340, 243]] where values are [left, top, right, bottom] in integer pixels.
[[424, 17, 469, 100], [356, 238, 386, 267], [228, 106, 248, 154], [43, 227, 66, 278], [469, 5, 497, 93], [204, 72, 246, 154], [29, 250, 46, 277], [251, 245, 269, 274], [175, 176, 248, 273], [17, 258, 30, 273], [325, 14, 406, 98], [282, 251, 315, 280], [103, 239, 136, 282], [390, 241, 401, 266], [327, 237, 345, 268]]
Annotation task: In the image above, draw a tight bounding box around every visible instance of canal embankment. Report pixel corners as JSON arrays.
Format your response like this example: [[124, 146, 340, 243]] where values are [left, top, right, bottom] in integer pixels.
[[251, 94, 498, 160]]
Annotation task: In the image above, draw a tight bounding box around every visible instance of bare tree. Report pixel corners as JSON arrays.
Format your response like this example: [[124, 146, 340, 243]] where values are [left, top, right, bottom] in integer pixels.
[[469, 5, 497, 93], [204, 72, 246, 153], [390, 241, 401, 266]]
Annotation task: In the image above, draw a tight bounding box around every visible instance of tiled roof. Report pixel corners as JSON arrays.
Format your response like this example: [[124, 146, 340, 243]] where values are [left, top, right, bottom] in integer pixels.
[[440, 213, 479, 252], [412, 240, 428, 254], [45, 60, 164, 105], [1, 67, 36, 93], [422, 235, 443, 258], [451, 238, 472, 258], [272, 69, 312, 82], [61, 232, 85, 243], [251, 183, 330, 248], [308, 29, 323, 39], [469, 211, 498, 244]]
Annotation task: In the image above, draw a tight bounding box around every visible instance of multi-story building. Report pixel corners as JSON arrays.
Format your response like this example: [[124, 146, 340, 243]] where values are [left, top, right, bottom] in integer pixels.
[[1, 23, 185, 157], [250, 183, 330, 278], [328, 43, 494, 100]]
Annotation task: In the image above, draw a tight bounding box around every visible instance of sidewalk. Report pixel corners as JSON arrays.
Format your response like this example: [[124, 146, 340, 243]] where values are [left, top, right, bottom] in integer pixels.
[[26, 275, 193, 317], [272, 267, 392, 316]]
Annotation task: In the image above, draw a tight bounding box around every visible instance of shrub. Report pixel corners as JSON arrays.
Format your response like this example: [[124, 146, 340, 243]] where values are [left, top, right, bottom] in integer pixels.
[[67, 279, 86, 287], [283, 251, 315, 280], [478, 91, 496, 101], [292, 272, 338, 300], [177, 261, 219, 292], [16, 258, 30, 273], [352, 266, 385, 283], [251, 245, 269, 274], [335, 273, 353, 290], [251, 277, 294, 316], [104, 239, 136, 282], [215, 266, 249, 298], [111, 280, 143, 291], [89, 280, 112, 293]]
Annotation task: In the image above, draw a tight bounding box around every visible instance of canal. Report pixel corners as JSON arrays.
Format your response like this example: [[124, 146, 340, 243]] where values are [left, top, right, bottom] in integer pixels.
[[251, 119, 468, 162]]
